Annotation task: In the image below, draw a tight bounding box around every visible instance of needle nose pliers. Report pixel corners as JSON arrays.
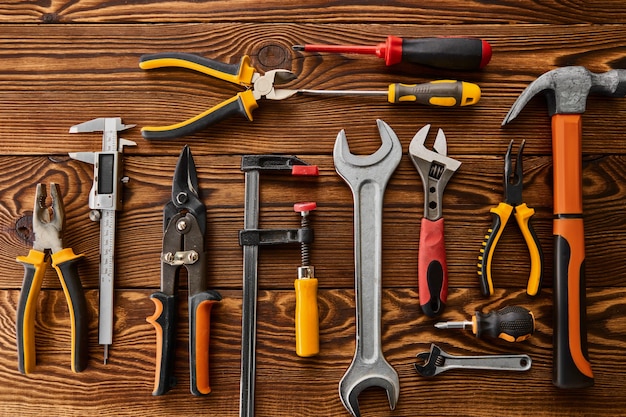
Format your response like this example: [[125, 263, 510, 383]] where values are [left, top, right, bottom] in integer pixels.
[[16, 183, 88, 374], [147, 145, 222, 396], [139, 53, 297, 140], [477, 139, 544, 297]]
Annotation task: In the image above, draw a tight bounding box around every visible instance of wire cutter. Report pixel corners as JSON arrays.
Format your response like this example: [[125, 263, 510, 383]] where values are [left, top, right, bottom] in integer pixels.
[[16, 183, 88, 374], [477, 139, 544, 297], [147, 145, 222, 396], [139, 53, 297, 140]]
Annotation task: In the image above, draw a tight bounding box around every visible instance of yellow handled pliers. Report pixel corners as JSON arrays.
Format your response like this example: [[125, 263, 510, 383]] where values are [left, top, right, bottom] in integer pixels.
[[477, 140, 544, 297], [16, 183, 88, 374], [139, 53, 297, 140]]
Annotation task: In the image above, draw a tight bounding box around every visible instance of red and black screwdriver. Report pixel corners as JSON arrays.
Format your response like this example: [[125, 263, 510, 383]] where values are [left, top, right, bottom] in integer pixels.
[[293, 35, 492, 71]]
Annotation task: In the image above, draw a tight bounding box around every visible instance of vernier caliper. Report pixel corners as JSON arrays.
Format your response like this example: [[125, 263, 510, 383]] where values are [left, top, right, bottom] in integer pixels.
[[69, 117, 136, 363]]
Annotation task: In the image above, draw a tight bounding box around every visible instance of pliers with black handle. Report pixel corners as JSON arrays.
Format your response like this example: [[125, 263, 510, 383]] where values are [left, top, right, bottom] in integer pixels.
[[139, 53, 296, 140], [477, 139, 544, 297], [16, 183, 88, 374]]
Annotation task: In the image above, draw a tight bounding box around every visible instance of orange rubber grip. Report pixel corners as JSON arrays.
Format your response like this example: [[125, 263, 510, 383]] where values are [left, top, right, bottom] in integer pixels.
[[552, 114, 583, 215], [551, 113, 594, 388]]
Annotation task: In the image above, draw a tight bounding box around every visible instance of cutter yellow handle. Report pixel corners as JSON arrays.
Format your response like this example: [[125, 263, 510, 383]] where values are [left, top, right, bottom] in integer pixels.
[[16, 249, 47, 374], [513, 203, 544, 296], [477, 202, 513, 296], [294, 278, 319, 357]]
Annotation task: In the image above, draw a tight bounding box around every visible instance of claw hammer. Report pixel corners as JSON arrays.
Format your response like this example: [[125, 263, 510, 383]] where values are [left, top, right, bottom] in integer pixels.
[[502, 66, 626, 388]]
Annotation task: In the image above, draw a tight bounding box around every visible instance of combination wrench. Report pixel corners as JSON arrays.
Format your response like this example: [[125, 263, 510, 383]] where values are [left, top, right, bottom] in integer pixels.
[[334, 119, 402, 417]]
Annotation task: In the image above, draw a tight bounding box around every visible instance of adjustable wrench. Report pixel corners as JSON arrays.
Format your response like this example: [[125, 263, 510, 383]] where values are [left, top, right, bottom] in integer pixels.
[[409, 125, 461, 317], [334, 119, 402, 417], [414, 344, 532, 377]]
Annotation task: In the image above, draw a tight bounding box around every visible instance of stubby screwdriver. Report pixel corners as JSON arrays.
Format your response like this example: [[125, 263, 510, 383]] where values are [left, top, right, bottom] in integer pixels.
[[296, 80, 481, 107], [435, 305, 535, 342], [293, 36, 492, 70]]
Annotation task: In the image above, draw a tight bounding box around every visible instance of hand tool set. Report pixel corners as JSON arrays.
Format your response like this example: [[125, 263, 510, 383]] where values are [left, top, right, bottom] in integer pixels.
[[139, 52, 481, 139], [11, 28, 623, 416]]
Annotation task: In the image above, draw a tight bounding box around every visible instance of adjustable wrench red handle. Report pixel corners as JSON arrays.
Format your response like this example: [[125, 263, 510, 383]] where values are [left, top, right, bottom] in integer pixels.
[[418, 217, 448, 317]]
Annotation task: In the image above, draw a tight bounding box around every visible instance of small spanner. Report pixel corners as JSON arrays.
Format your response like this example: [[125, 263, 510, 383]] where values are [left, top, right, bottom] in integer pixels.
[[414, 344, 532, 377], [334, 119, 402, 417], [409, 125, 461, 317]]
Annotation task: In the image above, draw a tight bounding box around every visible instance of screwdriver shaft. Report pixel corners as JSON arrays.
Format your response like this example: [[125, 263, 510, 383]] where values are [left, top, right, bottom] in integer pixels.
[[434, 321, 471, 330], [297, 89, 386, 97]]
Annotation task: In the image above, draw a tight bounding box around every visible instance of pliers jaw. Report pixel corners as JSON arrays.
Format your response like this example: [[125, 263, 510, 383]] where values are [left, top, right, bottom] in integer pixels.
[[503, 139, 525, 206], [252, 69, 298, 101], [32, 183, 64, 254]]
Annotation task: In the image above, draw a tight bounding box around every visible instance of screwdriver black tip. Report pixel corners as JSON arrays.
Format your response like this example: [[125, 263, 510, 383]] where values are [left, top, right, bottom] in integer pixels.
[[292, 45, 305, 51]]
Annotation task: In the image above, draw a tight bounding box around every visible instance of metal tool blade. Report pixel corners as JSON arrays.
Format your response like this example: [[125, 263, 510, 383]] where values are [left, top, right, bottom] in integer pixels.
[[433, 128, 447, 155]]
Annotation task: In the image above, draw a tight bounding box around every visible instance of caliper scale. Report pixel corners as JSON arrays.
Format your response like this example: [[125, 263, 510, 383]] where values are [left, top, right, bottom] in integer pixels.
[[69, 117, 136, 363]]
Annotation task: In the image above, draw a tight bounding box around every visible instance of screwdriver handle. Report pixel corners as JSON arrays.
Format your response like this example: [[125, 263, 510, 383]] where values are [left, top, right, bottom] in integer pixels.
[[418, 217, 448, 317], [390, 36, 492, 70], [474, 305, 535, 342], [389, 81, 481, 107], [294, 277, 320, 357]]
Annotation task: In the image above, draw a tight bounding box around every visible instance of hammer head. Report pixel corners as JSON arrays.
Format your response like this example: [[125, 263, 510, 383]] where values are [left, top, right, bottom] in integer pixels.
[[502, 66, 626, 125]]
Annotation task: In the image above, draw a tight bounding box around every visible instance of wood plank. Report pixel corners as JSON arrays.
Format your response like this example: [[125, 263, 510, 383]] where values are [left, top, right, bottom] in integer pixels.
[[0, 24, 626, 156], [0, 288, 625, 416], [2, 152, 626, 290], [1, 1, 626, 24]]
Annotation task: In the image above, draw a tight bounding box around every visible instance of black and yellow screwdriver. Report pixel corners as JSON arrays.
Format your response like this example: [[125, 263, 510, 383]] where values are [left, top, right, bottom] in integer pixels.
[[293, 36, 492, 70], [435, 306, 535, 342], [294, 80, 481, 107]]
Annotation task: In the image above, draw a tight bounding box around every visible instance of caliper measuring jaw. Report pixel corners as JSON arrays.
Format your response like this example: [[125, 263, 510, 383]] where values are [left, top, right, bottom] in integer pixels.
[[69, 117, 136, 364]]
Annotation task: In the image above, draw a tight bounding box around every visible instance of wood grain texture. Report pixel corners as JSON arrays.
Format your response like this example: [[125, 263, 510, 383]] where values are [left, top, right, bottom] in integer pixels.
[[2, 2, 626, 416], [1, 1, 626, 24]]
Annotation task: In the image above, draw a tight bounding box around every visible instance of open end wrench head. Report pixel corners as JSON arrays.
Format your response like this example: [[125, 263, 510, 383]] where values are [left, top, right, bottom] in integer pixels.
[[339, 359, 400, 417], [408, 125, 461, 172], [333, 119, 402, 188]]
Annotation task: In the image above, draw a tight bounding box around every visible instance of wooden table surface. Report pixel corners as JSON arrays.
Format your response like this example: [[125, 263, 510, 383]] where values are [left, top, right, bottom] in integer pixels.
[[2, 2, 626, 416]]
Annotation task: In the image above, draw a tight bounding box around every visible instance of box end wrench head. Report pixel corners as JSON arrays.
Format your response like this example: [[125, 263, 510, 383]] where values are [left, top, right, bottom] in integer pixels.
[[334, 119, 402, 417]]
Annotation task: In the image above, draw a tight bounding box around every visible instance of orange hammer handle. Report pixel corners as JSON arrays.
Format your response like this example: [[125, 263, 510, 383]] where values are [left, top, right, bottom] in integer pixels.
[[551, 114, 594, 388]]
